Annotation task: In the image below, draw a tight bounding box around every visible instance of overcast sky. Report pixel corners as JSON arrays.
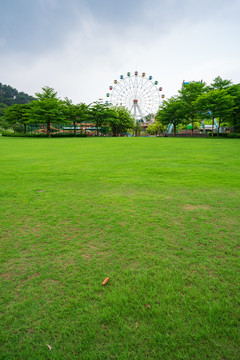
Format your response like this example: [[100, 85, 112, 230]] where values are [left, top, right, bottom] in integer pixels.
[[1, 0, 240, 104]]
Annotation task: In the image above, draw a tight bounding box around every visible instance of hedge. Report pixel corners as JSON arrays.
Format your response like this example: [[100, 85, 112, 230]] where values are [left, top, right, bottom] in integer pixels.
[[207, 133, 240, 138], [2, 132, 87, 138]]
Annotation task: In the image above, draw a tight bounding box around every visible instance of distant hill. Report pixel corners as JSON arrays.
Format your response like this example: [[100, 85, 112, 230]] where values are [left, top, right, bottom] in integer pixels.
[[0, 82, 35, 117]]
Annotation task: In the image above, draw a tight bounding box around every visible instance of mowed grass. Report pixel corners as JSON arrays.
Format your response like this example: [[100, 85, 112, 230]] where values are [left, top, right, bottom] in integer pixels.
[[0, 137, 239, 360]]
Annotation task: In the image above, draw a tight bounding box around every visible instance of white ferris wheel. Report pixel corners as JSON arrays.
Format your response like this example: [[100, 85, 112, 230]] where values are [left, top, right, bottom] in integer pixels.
[[106, 71, 165, 120]]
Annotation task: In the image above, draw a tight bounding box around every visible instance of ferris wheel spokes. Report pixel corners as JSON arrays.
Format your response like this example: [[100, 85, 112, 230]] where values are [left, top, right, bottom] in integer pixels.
[[106, 71, 165, 120]]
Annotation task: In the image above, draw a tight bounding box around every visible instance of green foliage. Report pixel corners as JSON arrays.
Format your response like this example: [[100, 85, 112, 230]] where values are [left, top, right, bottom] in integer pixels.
[[207, 132, 240, 138], [3, 103, 31, 133], [2, 131, 87, 137], [156, 96, 186, 135], [88, 100, 117, 136], [29, 87, 66, 137], [0, 82, 35, 107], [227, 84, 240, 132], [108, 106, 135, 136], [63, 98, 89, 136], [133, 121, 143, 137], [209, 76, 232, 90], [178, 81, 207, 135], [146, 122, 164, 135], [194, 89, 235, 136]]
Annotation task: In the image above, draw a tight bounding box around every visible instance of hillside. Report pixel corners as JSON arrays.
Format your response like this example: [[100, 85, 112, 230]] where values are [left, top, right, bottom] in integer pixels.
[[0, 82, 35, 116]]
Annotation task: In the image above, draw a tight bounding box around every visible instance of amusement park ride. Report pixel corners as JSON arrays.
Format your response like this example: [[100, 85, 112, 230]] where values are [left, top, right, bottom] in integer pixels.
[[106, 71, 165, 121]]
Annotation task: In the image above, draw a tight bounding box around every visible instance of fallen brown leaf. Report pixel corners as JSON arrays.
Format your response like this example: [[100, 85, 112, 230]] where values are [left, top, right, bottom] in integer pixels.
[[179, 291, 184, 297], [102, 277, 110, 285], [156, 300, 160, 304], [46, 344, 52, 351], [144, 304, 151, 309]]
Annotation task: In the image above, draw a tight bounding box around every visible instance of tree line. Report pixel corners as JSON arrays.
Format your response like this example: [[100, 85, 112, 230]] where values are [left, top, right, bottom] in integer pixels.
[[1, 86, 135, 137], [1, 76, 240, 137], [147, 76, 240, 136]]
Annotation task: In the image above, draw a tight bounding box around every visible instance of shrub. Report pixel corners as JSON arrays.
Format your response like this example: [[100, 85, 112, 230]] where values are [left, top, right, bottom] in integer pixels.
[[2, 131, 87, 138], [207, 132, 240, 138], [227, 133, 240, 138]]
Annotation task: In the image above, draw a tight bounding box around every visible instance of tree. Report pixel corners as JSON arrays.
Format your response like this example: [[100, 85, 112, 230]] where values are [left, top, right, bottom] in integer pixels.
[[28, 87, 66, 137], [108, 106, 135, 136], [0, 82, 35, 122], [0, 82, 34, 107], [133, 121, 143, 137], [209, 76, 232, 90], [75, 102, 89, 133], [3, 103, 31, 133], [63, 99, 89, 136], [146, 122, 164, 135], [178, 81, 206, 136], [227, 84, 240, 132], [194, 89, 235, 136], [88, 100, 116, 136], [156, 96, 186, 136]]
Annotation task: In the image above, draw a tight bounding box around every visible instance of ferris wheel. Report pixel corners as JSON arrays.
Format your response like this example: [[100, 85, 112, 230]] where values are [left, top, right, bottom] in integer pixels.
[[106, 71, 165, 120]]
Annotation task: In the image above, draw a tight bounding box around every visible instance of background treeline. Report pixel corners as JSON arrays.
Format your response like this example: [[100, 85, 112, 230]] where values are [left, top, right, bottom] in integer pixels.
[[0, 83, 35, 116], [1, 76, 240, 137], [147, 76, 240, 137], [0, 86, 135, 137]]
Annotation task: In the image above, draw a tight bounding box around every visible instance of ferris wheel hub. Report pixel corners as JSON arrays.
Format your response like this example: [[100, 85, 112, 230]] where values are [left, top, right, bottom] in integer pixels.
[[133, 100, 138, 104]]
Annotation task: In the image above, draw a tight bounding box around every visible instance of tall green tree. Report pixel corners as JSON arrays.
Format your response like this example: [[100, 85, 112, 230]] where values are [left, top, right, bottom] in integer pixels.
[[227, 84, 240, 132], [209, 76, 232, 90], [178, 81, 206, 136], [29, 87, 66, 137], [108, 106, 135, 136], [156, 96, 186, 136], [194, 89, 235, 136], [88, 100, 116, 136], [3, 103, 31, 133], [75, 102, 89, 133]]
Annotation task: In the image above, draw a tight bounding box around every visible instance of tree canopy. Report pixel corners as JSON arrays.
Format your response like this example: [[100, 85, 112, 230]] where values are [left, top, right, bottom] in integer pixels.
[[178, 81, 207, 135], [156, 96, 186, 136], [4, 103, 31, 133], [88, 100, 117, 136], [194, 89, 235, 136], [28, 87, 66, 137], [108, 106, 135, 136]]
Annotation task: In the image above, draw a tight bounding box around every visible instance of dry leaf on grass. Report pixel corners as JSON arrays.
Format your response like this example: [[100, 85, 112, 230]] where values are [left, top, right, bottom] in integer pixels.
[[179, 291, 185, 297], [102, 277, 110, 285], [144, 304, 151, 309], [46, 344, 52, 351]]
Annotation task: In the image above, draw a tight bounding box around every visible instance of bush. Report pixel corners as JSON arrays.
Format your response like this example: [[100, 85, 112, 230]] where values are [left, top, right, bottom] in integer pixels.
[[2, 131, 87, 138], [207, 132, 240, 138], [227, 133, 240, 138], [207, 133, 228, 137]]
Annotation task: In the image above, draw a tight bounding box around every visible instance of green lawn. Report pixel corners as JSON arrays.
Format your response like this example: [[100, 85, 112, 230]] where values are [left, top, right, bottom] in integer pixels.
[[0, 137, 239, 360]]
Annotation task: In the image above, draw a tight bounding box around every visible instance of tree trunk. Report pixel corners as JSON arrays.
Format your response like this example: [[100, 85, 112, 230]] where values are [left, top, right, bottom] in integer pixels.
[[73, 121, 76, 137], [212, 117, 214, 137], [174, 123, 176, 136], [24, 123, 27, 134], [97, 124, 99, 137], [217, 118, 221, 136], [47, 121, 51, 138], [191, 119, 194, 136], [233, 115, 236, 133]]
